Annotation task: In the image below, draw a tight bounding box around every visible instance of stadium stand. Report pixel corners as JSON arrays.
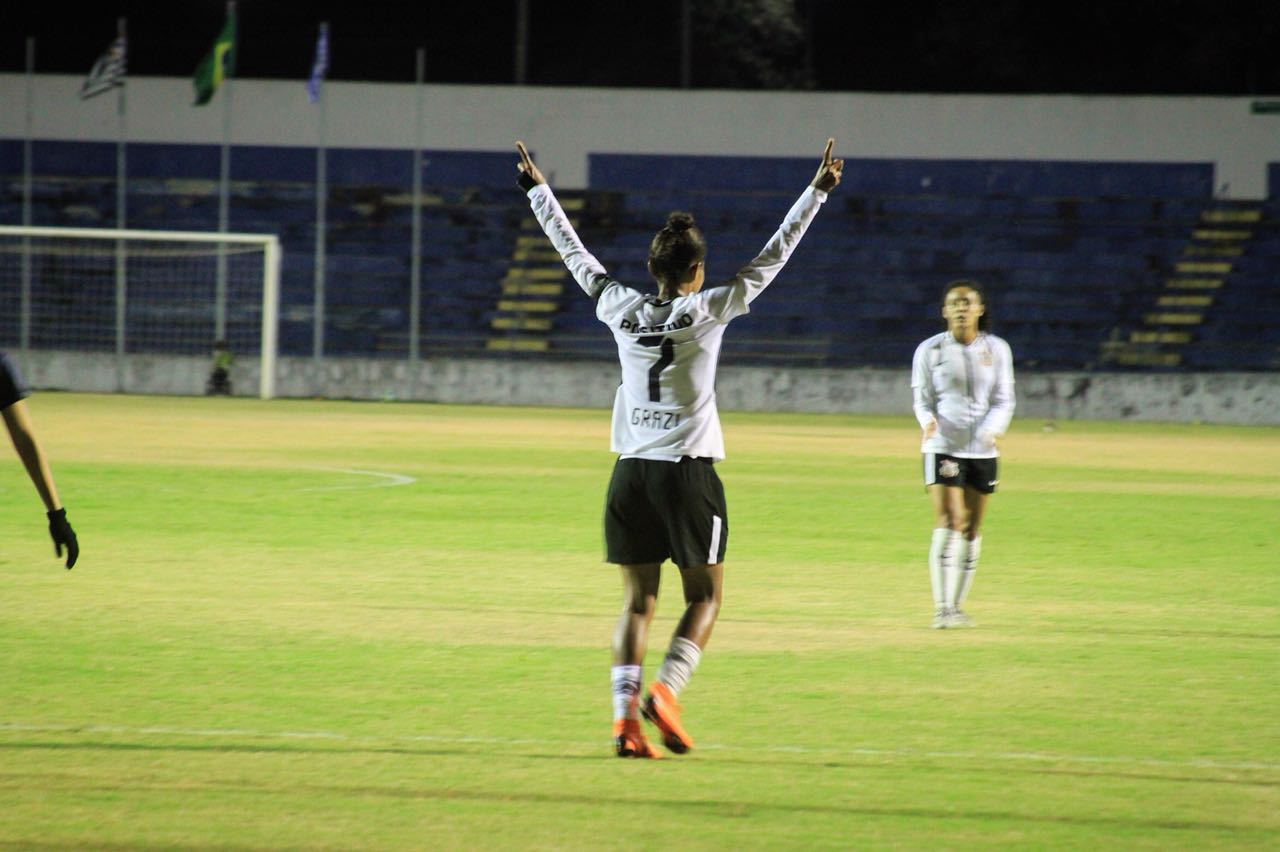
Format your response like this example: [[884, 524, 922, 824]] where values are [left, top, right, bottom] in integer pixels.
[[585, 154, 1219, 369], [1170, 192, 1280, 370], [3, 139, 1274, 370]]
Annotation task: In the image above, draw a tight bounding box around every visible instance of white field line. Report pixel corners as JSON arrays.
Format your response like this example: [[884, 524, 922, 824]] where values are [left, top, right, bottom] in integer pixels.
[[298, 467, 417, 492], [1, 722, 1275, 773]]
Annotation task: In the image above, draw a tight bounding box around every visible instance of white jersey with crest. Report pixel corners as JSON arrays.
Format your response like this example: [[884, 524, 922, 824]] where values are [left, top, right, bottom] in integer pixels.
[[525, 183, 828, 461], [911, 330, 1016, 458]]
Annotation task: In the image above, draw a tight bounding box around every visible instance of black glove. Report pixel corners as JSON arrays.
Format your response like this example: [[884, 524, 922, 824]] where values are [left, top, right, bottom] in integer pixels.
[[48, 508, 78, 570]]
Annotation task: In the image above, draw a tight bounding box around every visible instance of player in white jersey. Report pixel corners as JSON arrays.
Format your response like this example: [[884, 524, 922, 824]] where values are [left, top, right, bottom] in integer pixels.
[[911, 281, 1015, 629], [516, 139, 843, 758]]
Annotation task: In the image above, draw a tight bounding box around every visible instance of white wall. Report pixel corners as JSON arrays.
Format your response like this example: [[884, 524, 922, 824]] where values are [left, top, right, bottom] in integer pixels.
[[3, 74, 1278, 196]]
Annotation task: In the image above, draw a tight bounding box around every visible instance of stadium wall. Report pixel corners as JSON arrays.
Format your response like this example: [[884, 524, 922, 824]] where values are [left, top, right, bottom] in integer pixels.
[[11, 352, 1280, 426], [0, 75, 1275, 197], [4, 76, 1278, 423]]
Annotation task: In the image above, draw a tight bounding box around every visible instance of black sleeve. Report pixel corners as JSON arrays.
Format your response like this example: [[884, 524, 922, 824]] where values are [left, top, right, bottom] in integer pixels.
[[0, 351, 31, 410]]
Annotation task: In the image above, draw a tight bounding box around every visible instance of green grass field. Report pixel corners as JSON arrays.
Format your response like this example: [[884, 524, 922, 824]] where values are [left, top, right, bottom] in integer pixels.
[[0, 393, 1276, 850]]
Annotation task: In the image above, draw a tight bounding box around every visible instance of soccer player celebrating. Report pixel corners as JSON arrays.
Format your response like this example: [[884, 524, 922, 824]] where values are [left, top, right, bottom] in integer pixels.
[[516, 139, 842, 757], [911, 281, 1014, 628], [1, 351, 79, 569]]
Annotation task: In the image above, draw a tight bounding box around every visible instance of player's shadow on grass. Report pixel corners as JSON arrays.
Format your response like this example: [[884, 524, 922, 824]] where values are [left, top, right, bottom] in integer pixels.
[[0, 738, 474, 760], [1, 741, 1268, 836], [699, 751, 1280, 789], [6, 738, 1276, 790], [4, 738, 1276, 832]]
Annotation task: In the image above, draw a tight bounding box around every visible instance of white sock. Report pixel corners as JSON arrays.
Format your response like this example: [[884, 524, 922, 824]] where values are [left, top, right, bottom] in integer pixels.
[[943, 530, 966, 608], [655, 636, 702, 698], [611, 664, 641, 720], [928, 527, 948, 608], [958, 536, 981, 606]]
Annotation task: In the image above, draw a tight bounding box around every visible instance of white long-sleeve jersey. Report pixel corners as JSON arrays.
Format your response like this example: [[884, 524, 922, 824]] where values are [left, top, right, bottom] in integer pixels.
[[526, 182, 828, 461], [911, 331, 1016, 458]]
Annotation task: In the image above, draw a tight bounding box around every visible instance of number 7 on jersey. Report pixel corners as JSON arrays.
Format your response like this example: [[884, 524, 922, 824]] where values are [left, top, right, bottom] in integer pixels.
[[637, 335, 675, 402]]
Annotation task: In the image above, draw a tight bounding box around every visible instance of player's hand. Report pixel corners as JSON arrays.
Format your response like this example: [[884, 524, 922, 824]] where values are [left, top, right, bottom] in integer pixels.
[[47, 507, 78, 569], [811, 138, 844, 193], [515, 141, 546, 190], [922, 419, 937, 440], [980, 430, 1002, 451]]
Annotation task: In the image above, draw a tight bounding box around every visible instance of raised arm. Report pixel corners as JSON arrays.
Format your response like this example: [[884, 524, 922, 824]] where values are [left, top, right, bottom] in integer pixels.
[[515, 140, 612, 300], [728, 138, 844, 308]]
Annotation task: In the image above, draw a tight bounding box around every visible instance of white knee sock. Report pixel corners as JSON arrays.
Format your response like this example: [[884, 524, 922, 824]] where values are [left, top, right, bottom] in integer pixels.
[[928, 527, 948, 608], [655, 637, 702, 698], [611, 665, 641, 720], [943, 530, 967, 608], [958, 536, 981, 605]]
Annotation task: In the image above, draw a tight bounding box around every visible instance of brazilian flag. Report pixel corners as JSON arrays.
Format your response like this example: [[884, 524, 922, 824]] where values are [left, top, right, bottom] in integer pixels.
[[193, 6, 237, 105]]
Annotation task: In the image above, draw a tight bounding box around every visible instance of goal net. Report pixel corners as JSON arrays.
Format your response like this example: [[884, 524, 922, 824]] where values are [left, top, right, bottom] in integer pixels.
[[0, 226, 281, 398]]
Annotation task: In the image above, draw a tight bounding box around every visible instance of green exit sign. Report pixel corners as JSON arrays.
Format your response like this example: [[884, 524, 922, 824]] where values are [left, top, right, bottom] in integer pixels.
[[1250, 100, 1280, 114]]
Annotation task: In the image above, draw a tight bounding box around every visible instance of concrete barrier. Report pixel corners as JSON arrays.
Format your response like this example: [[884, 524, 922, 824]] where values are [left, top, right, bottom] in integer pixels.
[[9, 351, 1279, 425]]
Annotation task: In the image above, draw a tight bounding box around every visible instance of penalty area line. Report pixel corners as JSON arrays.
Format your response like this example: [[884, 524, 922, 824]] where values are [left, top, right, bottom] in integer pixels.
[[0, 722, 1275, 773]]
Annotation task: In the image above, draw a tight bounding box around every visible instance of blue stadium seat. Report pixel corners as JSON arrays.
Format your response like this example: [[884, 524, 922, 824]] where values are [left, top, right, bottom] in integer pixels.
[[9, 145, 1272, 369]]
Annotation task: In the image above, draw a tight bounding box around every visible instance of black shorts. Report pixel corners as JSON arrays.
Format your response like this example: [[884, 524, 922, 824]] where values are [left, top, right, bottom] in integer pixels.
[[0, 351, 29, 410], [604, 456, 728, 568], [923, 453, 999, 494]]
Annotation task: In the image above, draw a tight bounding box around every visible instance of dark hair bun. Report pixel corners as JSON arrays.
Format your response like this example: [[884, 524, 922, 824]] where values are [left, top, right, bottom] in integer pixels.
[[665, 212, 695, 232]]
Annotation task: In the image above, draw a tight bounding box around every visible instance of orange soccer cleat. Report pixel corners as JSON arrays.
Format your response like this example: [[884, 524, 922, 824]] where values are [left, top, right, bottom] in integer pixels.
[[613, 718, 663, 759], [641, 682, 694, 755]]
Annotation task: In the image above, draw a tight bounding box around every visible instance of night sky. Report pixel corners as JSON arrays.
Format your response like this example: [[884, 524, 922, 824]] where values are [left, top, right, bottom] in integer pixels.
[[5, 0, 1279, 95]]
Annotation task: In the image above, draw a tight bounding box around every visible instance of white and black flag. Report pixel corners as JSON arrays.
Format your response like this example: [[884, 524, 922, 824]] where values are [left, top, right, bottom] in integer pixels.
[[80, 35, 127, 99], [307, 23, 329, 103]]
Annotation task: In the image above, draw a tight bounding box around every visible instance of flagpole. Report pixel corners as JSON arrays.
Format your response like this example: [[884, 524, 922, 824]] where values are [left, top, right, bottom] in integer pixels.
[[114, 17, 129, 391], [409, 47, 425, 361], [115, 18, 128, 231], [215, 1, 236, 343], [313, 22, 329, 368], [311, 118, 326, 367], [20, 37, 34, 351]]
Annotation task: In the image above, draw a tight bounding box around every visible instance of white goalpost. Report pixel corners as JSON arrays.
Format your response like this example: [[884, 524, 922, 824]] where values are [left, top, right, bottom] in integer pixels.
[[0, 225, 281, 399]]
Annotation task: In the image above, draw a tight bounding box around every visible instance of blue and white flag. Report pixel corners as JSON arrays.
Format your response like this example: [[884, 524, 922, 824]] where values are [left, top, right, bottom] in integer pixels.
[[80, 35, 127, 99], [307, 23, 329, 103]]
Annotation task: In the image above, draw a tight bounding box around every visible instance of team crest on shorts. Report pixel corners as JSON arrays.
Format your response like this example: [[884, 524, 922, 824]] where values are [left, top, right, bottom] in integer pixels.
[[940, 459, 961, 478]]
